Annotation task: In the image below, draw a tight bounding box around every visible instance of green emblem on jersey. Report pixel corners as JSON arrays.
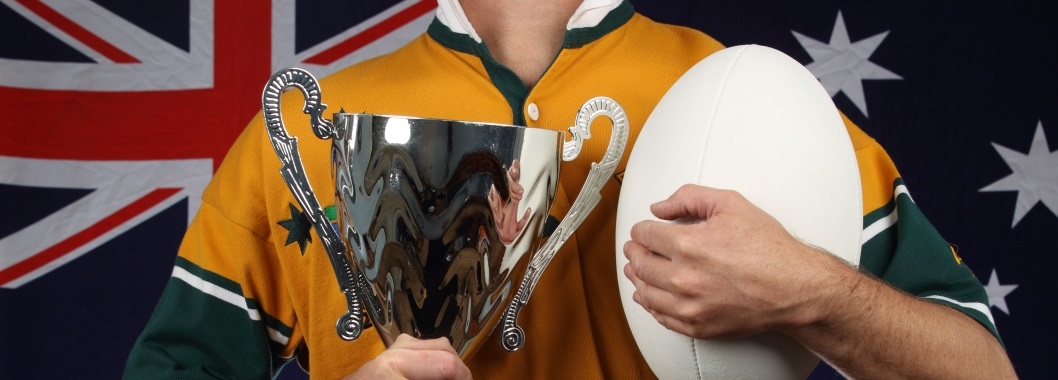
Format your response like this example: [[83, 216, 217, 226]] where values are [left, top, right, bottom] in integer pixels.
[[277, 203, 312, 255], [324, 205, 338, 222]]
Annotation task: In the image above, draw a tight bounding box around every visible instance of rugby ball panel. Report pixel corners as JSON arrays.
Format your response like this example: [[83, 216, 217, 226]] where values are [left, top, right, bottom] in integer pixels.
[[615, 44, 862, 379]]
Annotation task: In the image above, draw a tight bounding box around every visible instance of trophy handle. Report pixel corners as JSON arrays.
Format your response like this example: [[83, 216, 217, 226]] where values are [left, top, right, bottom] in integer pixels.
[[262, 68, 364, 341], [500, 97, 629, 351]]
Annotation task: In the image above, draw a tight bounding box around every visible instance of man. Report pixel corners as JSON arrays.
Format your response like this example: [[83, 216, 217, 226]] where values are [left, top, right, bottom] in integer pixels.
[[126, 0, 1016, 378]]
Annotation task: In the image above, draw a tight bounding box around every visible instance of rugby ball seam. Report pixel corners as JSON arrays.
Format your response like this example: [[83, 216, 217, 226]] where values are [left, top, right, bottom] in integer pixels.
[[694, 46, 745, 192]]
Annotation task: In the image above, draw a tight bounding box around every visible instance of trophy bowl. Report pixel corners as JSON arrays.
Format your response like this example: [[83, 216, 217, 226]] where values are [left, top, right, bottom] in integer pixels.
[[262, 68, 627, 360], [332, 113, 561, 359]]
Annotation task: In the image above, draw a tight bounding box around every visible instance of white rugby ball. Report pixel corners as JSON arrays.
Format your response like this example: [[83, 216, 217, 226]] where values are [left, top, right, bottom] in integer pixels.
[[615, 45, 863, 379]]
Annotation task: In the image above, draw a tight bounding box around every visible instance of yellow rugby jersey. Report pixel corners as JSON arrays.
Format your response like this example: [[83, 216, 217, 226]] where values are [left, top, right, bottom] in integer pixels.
[[126, 1, 997, 379]]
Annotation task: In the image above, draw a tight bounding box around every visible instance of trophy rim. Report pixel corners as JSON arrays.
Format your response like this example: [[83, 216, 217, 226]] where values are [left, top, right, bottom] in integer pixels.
[[334, 112, 566, 139]]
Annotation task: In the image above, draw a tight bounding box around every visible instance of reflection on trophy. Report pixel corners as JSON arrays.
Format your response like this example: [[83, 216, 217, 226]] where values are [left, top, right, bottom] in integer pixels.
[[261, 68, 627, 360]]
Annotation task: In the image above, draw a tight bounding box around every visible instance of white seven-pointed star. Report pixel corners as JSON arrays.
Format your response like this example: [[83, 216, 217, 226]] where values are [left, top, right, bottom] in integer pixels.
[[980, 121, 1058, 227], [983, 269, 1018, 315], [792, 11, 902, 117]]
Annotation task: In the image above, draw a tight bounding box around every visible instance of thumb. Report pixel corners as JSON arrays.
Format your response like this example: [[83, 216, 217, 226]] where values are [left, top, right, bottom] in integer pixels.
[[650, 184, 727, 221]]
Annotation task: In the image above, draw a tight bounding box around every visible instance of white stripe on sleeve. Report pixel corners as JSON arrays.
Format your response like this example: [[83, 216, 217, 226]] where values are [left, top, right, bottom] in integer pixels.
[[923, 294, 996, 327], [171, 266, 290, 345]]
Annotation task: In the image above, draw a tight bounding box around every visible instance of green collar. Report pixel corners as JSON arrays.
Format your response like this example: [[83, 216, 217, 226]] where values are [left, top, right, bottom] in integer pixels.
[[426, 1, 634, 126]]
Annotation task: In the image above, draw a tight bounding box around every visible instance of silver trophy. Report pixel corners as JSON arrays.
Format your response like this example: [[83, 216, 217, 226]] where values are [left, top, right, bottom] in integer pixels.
[[262, 68, 627, 359]]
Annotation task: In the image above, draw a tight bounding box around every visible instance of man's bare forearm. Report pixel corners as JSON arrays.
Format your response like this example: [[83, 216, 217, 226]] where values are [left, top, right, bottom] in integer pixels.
[[783, 257, 1016, 379]]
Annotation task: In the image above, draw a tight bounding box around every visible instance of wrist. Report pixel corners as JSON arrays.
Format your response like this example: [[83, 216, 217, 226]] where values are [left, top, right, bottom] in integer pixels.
[[780, 244, 869, 337]]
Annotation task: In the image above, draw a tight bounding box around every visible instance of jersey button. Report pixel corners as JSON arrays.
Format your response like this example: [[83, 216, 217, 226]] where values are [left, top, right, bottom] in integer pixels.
[[527, 103, 540, 121]]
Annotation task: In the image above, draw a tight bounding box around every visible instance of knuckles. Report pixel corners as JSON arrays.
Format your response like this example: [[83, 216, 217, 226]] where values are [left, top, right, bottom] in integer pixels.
[[673, 183, 699, 198], [629, 220, 652, 243], [671, 234, 699, 257], [675, 302, 705, 323], [709, 187, 744, 203], [436, 353, 462, 379], [669, 271, 700, 295]]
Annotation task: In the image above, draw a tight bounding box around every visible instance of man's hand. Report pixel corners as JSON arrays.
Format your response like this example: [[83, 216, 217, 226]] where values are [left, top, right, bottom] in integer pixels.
[[342, 334, 472, 380], [623, 184, 1016, 378], [622, 184, 852, 339]]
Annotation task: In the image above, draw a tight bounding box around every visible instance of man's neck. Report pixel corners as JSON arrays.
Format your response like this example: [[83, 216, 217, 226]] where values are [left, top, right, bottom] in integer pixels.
[[461, 0, 581, 88]]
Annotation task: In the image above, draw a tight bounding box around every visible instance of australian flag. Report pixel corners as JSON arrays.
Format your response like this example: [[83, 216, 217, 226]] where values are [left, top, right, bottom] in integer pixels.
[[1, 1, 1053, 378]]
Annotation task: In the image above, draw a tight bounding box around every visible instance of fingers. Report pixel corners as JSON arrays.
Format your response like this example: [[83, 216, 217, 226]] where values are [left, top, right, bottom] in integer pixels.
[[508, 181, 524, 200], [623, 240, 678, 292], [624, 243, 702, 334], [508, 159, 520, 181], [391, 334, 458, 355], [388, 350, 471, 380], [386, 334, 471, 380], [645, 307, 710, 339], [650, 184, 733, 221], [623, 260, 683, 311], [516, 208, 530, 230], [624, 249, 713, 339], [628, 219, 701, 262]]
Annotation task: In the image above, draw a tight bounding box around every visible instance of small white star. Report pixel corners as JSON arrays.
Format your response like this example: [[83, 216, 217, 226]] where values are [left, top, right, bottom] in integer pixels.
[[982, 269, 1018, 315], [980, 121, 1058, 227], [792, 11, 902, 117]]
